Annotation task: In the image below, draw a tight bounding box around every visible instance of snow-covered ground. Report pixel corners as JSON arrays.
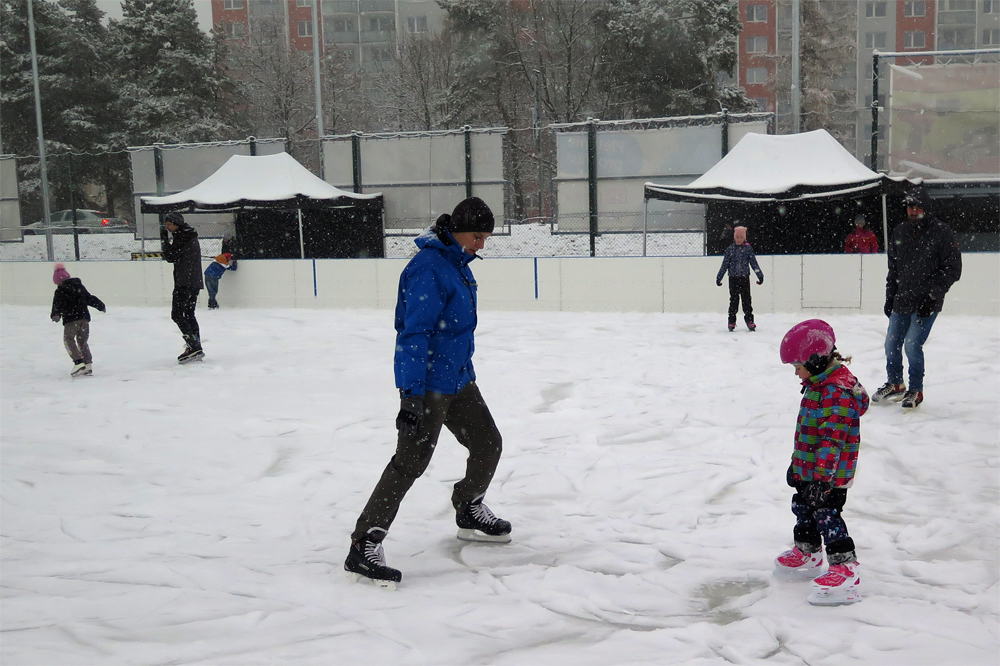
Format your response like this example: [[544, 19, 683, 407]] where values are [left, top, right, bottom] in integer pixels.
[[1, 305, 998, 665]]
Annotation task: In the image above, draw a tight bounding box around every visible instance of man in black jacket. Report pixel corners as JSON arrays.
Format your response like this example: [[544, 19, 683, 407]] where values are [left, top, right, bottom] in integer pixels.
[[162, 212, 205, 363], [873, 186, 962, 409]]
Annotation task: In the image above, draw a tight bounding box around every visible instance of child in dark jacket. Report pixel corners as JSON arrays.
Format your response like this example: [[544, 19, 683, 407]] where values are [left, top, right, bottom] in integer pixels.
[[776, 319, 869, 606], [716, 225, 764, 332], [204, 252, 234, 309], [50, 263, 106, 376]]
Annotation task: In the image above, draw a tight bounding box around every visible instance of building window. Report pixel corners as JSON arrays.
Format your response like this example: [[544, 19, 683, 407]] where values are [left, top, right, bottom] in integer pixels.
[[331, 18, 355, 33], [747, 4, 767, 22], [904, 1, 926, 16], [904, 31, 926, 48], [945, 0, 975, 9], [865, 2, 887, 17], [223, 0, 244, 9], [407, 16, 428, 33], [224, 21, 245, 39], [298, 20, 313, 37], [368, 16, 393, 32], [983, 28, 1000, 44], [747, 36, 768, 53], [296, 0, 313, 7], [940, 27, 975, 47], [987, 0, 1000, 13], [865, 32, 887, 49], [746, 67, 768, 84]]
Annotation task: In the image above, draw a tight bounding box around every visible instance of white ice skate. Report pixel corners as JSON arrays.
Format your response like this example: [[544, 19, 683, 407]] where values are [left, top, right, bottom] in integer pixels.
[[774, 545, 824, 577], [808, 561, 861, 606]]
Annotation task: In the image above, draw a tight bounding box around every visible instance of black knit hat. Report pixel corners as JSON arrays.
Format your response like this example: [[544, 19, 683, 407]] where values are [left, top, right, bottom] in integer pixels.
[[446, 197, 495, 233], [903, 186, 933, 213], [165, 212, 186, 225]]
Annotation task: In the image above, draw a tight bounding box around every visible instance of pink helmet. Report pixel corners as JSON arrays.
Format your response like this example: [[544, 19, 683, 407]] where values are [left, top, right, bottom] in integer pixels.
[[780, 319, 836, 367]]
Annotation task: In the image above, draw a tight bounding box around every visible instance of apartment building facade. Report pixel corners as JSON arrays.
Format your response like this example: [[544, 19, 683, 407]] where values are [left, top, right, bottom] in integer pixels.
[[211, 0, 446, 70], [736, 0, 1000, 168]]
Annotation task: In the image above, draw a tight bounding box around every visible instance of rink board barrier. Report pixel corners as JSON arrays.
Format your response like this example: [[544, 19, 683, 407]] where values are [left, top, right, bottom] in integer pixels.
[[2, 254, 997, 316]]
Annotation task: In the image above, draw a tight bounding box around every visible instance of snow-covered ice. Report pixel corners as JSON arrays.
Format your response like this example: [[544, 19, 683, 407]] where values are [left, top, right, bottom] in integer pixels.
[[2, 305, 998, 665]]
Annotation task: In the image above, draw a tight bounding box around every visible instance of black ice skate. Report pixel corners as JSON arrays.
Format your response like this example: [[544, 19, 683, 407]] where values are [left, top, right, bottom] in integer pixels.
[[344, 527, 402, 589], [177, 346, 205, 364], [456, 494, 512, 543]]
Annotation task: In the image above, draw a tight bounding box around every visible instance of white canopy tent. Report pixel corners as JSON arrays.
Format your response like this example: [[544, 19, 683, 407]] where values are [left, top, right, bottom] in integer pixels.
[[643, 130, 912, 254], [141, 153, 382, 259]]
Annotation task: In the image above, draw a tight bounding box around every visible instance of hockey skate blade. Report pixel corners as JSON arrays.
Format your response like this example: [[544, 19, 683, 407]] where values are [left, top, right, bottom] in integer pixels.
[[773, 564, 825, 581], [457, 528, 511, 543], [343, 570, 397, 590], [807, 587, 861, 606], [178, 353, 205, 365]]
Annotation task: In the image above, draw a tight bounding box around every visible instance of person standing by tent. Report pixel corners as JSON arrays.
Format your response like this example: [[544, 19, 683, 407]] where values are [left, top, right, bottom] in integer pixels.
[[873, 186, 961, 409], [844, 214, 879, 253], [162, 212, 205, 363], [716, 225, 764, 332], [345, 197, 511, 589]]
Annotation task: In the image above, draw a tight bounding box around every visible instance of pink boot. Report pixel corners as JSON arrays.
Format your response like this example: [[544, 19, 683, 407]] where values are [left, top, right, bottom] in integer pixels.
[[808, 561, 862, 606], [775, 545, 824, 573]]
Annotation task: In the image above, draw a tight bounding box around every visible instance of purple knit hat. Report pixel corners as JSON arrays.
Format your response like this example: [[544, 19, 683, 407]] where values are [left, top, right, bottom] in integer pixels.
[[53, 263, 70, 285]]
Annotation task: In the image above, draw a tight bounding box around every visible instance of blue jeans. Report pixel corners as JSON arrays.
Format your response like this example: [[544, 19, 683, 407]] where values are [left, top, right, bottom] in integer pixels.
[[885, 311, 938, 391], [205, 275, 219, 303]]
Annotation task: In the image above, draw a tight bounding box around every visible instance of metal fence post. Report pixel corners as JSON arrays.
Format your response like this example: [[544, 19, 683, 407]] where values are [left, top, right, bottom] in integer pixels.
[[464, 125, 473, 199], [721, 108, 729, 157], [871, 52, 880, 171], [351, 131, 362, 194], [153, 144, 165, 262], [587, 118, 598, 257], [249, 136, 257, 156]]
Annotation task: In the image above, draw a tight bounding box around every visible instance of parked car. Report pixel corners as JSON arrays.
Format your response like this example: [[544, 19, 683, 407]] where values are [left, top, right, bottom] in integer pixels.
[[23, 209, 133, 235]]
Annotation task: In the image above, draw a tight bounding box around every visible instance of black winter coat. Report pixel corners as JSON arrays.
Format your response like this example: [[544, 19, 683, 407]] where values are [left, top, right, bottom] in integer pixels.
[[886, 214, 962, 315], [51, 278, 105, 324], [163, 224, 204, 290]]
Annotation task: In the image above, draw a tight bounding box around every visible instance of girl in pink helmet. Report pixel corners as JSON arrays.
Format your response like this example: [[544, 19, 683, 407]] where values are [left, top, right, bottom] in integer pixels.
[[775, 319, 870, 606]]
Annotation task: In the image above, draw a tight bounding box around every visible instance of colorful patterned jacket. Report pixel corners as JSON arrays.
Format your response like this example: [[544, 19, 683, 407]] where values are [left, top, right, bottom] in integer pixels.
[[790, 364, 869, 488]]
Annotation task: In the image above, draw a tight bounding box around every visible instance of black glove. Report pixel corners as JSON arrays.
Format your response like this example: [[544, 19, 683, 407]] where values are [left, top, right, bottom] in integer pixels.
[[756, 277, 763, 285], [884, 296, 894, 318], [396, 395, 425, 439], [800, 481, 833, 508], [917, 294, 935, 319], [51, 315, 60, 323], [160, 227, 169, 241], [716, 279, 722, 287]]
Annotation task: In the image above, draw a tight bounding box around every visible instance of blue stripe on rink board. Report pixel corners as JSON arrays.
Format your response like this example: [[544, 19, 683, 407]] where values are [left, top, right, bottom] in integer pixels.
[[534, 258, 538, 299], [313, 260, 317, 297]]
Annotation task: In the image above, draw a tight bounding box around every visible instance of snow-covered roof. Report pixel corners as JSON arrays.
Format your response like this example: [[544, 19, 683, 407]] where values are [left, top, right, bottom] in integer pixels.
[[645, 130, 886, 203], [140, 152, 380, 213]]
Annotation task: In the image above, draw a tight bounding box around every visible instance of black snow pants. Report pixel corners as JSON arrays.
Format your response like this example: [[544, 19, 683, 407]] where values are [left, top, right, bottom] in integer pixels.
[[171, 286, 201, 348], [728, 276, 754, 325], [351, 381, 503, 543]]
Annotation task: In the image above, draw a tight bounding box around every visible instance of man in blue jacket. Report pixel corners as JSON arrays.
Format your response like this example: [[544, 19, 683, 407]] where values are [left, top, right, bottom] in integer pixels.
[[716, 225, 764, 332], [345, 197, 510, 588]]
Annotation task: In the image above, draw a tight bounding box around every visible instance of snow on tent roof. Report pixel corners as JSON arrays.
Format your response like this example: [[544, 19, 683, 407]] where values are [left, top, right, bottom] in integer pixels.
[[140, 152, 380, 213], [644, 130, 885, 203]]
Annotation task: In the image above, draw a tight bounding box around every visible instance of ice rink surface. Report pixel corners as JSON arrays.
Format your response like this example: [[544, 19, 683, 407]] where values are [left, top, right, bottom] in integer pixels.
[[2, 305, 998, 665]]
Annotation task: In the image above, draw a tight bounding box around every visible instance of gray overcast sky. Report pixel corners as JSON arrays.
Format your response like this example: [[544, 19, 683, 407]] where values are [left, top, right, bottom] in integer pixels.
[[95, 0, 213, 31]]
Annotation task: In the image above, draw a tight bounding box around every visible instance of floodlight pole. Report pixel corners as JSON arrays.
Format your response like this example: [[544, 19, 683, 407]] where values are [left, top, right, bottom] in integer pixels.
[[27, 0, 54, 261], [791, 0, 801, 133], [871, 52, 880, 171], [312, 2, 325, 180]]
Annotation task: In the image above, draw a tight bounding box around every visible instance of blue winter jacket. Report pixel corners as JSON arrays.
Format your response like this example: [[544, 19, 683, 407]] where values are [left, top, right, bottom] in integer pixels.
[[717, 243, 764, 282], [204, 261, 230, 279], [394, 228, 480, 396]]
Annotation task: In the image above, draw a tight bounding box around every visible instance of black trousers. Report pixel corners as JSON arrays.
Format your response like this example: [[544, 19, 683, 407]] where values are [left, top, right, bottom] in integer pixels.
[[171, 286, 201, 345], [728, 276, 753, 324], [351, 381, 503, 542]]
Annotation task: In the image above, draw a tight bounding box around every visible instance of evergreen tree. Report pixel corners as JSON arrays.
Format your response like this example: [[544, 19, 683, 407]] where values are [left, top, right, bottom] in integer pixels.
[[108, 0, 240, 146], [0, 0, 117, 217]]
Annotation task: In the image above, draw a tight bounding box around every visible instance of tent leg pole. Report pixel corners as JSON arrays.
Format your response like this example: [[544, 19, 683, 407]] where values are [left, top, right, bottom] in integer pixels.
[[298, 208, 306, 259]]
